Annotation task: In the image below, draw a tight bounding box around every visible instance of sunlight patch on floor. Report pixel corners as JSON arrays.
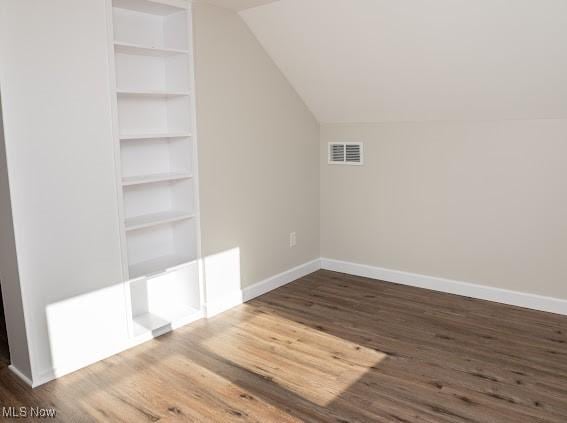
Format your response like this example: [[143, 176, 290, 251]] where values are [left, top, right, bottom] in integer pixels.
[[202, 309, 387, 406]]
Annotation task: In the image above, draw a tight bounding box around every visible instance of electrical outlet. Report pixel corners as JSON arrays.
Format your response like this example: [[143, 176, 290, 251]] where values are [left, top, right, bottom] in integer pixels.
[[289, 232, 297, 248]]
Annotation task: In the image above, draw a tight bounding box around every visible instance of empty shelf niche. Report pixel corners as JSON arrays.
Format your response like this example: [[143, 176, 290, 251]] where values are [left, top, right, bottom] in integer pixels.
[[123, 177, 194, 224], [113, 2, 188, 50], [120, 136, 192, 179], [129, 262, 201, 337], [117, 94, 191, 136], [127, 218, 197, 279], [115, 46, 189, 93]]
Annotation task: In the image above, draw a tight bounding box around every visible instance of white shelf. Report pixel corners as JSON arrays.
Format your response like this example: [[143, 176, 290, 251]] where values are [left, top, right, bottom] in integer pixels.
[[129, 254, 194, 279], [117, 89, 190, 98], [132, 312, 169, 336], [113, 0, 187, 16], [132, 306, 201, 337], [120, 132, 191, 140], [122, 172, 192, 186], [114, 41, 188, 57], [125, 210, 194, 231]]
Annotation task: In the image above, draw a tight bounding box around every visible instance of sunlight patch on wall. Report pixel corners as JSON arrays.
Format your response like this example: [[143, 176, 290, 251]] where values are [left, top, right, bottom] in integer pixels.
[[45, 283, 129, 377], [204, 247, 243, 316]]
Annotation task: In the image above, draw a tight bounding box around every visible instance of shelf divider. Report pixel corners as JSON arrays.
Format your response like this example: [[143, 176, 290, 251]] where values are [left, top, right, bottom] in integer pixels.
[[114, 41, 189, 57], [113, 0, 187, 16], [131, 306, 201, 337], [119, 132, 192, 141], [125, 210, 194, 231], [116, 89, 190, 98], [122, 172, 192, 186]]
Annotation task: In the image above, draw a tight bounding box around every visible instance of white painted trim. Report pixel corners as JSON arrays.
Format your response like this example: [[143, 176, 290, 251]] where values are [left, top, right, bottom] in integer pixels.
[[204, 258, 321, 317], [33, 342, 138, 388], [8, 365, 34, 387], [243, 258, 321, 301], [187, 1, 207, 329], [24, 256, 567, 388], [321, 258, 567, 316], [32, 260, 321, 386]]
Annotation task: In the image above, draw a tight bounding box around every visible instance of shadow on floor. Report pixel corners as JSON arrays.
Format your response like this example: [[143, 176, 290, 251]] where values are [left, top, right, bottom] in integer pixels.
[[1, 270, 567, 422]]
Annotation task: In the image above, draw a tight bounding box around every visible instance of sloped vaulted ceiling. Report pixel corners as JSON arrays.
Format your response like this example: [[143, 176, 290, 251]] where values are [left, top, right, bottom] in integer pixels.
[[239, 0, 567, 123]]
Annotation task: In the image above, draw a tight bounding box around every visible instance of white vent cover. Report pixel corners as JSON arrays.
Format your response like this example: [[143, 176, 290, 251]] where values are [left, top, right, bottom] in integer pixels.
[[328, 142, 363, 165]]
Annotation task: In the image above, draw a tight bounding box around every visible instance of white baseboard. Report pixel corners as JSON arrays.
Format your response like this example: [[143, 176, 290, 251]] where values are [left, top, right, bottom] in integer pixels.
[[33, 339, 144, 388], [8, 365, 34, 387], [321, 258, 567, 316], [242, 258, 321, 301], [28, 256, 563, 388], [205, 258, 321, 317], [28, 260, 321, 387]]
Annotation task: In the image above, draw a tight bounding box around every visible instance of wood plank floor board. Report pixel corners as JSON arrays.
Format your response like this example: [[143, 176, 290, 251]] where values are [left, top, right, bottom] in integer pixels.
[[262, 284, 564, 406], [1, 269, 567, 422], [314, 272, 565, 332], [266, 287, 567, 376], [250, 304, 567, 423], [268, 275, 567, 375], [309, 272, 567, 339]]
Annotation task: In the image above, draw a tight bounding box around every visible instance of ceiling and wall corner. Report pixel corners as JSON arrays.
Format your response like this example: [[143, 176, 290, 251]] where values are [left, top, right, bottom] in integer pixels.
[[231, 0, 567, 302], [240, 0, 567, 123]]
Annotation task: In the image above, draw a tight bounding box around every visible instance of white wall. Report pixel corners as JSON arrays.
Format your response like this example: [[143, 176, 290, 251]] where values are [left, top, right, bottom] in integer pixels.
[[239, 0, 567, 303], [321, 120, 567, 300], [0, 0, 127, 383], [0, 92, 32, 378], [193, 3, 320, 301]]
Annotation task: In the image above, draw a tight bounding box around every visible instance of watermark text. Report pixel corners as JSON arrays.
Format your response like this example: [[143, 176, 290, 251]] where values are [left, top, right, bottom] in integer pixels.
[[1, 406, 57, 419]]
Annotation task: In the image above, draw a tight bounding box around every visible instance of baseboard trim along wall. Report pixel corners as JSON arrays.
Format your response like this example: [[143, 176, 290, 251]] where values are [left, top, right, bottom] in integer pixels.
[[204, 258, 322, 318], [321, 258, 567, 317], [8, 364, 34, 387], [242, 259, 322, 302], [12, 259, 321, 388], [14, 256, 566, 387]]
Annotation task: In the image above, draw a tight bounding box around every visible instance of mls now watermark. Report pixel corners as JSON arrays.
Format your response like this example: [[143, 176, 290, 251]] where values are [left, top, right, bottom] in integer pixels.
[[2, 406, 57, 419]]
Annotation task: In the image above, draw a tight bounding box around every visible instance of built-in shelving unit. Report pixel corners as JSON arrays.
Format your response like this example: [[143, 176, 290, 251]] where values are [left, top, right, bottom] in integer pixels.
[[109, 0, 202, 337]]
